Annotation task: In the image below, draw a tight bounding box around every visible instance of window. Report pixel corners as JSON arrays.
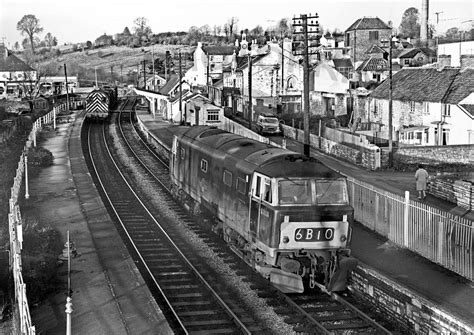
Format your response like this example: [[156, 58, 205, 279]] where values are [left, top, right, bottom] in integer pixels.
[[207, 109, 220, 122], [263, 179, 272, 203], [278, 179, 313, 205], [223, 170, 232, 187], [369, 31, 379, 41], [6, 86, 15, 94], [404, 59, 410, 65], [254, 175, 261, 198], [0, 87, 4, 94], [180, 148, 185, 160], [410, 101, 416, 113], [315, 179, 348, 204], [236, 177, 247, 194], [200, 159, 208, 173]]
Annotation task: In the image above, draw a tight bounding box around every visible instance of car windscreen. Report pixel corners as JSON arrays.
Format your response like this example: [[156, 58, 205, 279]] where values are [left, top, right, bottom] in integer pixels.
[[263, 118, 279, 124]]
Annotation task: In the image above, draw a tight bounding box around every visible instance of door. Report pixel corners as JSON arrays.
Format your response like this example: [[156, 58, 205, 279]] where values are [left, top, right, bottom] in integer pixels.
[[249, 175, 262, 242]]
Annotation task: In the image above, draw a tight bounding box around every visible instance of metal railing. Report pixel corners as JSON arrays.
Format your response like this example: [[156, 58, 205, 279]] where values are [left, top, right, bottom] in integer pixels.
[[7, 103, 66, 334], [347, 177, 473, 281]]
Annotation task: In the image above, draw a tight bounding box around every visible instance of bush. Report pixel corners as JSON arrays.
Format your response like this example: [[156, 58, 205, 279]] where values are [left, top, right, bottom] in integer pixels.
[[21, 216, 63, 303], [27, 146, 53, 167]]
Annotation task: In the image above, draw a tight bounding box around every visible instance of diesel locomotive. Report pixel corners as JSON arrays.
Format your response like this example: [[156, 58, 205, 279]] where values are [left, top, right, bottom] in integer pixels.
[[84, 87, 117, 121], [170, 126, 356, 293]]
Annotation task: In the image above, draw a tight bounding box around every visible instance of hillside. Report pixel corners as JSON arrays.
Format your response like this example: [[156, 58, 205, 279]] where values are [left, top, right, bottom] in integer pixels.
[[30, 44, 195, 86]]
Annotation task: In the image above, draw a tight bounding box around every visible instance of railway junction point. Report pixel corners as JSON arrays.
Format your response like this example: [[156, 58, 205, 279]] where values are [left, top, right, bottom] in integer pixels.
[[134, 109, 474, 330], [25, 112, 173, 334]]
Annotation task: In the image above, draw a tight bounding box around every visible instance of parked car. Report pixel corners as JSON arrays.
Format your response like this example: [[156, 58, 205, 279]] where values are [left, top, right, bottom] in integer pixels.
[[256, 113, 281, 135]]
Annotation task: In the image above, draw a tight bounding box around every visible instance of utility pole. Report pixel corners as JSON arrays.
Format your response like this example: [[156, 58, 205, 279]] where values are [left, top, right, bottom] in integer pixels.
[[63, 64, 69, 112], [120, 64, 123, 84], [110, 65, 114, 83], [281, 32, 284, 94], [151, 47, 155, 90], [292, 13, 320, 156], [142, 60, 146, 89], [388, 36, 393, 166], [179, 50, 183, 124], [248, 52, 252, 129], [95, 67, 98, 88]]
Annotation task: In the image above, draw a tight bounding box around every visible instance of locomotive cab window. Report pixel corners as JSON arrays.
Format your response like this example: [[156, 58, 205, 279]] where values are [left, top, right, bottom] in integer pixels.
[[200, 159, 208, 173], [315, 179, 348, 204], [263, 179, 272, 203], [223, 170, 232, 187], [180, 147, 185, 160], [278, 179, 313, 205]]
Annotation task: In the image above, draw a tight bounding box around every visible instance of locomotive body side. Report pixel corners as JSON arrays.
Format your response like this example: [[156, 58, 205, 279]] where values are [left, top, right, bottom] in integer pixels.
[[170, 126, 356, 293]]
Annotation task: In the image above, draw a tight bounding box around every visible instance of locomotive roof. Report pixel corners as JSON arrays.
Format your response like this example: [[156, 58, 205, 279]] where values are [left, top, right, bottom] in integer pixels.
[[179, 126, 341, 179]]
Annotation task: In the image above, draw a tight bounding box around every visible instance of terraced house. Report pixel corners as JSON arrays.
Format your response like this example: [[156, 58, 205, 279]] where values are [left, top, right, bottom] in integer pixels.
[[0, 44, 37, 100], [369, 62, 474, 146]]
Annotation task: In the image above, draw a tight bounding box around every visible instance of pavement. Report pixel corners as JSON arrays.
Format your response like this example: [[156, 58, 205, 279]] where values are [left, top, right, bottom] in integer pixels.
[[135, 110, 474, 329], [24, 112, 173, 334]]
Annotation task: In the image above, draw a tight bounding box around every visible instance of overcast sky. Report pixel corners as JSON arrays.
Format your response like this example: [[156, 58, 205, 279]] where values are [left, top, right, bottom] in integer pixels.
[[1, 0, 472, 46]]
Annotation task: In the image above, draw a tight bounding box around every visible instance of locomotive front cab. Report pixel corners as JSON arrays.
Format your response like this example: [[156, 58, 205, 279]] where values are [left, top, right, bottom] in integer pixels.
[[249, 173, 355, 293]]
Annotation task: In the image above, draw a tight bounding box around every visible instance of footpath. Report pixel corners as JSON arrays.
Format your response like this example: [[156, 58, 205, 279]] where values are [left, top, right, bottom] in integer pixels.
[[135, 111, 474, 331], [25, 112, 173, 334]]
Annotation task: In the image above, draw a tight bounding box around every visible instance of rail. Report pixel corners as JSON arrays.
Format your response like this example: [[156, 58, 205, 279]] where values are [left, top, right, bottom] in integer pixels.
[[7, 103, 67, 335]]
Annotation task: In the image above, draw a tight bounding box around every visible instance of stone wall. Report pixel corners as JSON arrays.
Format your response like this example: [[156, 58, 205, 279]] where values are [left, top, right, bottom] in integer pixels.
[[282, 124, 380, 170], [352, 266, 473, 334], [428, 176, 474, 210], [394, 145, 474, 165]]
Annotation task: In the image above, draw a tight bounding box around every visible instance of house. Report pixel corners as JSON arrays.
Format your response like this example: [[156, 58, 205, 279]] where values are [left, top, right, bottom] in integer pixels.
[[355, 57, 390, 86], [345, 17, 393, 66], [185, 42, 237, 87], [369, 65, 474, 145], [309, 63, 351, 120], [39, 76, 78, 96], [331, 58, 354, 79], [0, 44, 37, 100], [183, 92, 224, 126], [138, 73, 166, 91], [396, 48, 437, 67], [219, 38, 304, 120]]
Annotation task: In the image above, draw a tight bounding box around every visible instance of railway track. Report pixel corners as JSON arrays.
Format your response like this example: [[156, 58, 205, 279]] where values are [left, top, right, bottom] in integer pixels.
[[114, 103, 397, 334], [82, 101, 264, 334]]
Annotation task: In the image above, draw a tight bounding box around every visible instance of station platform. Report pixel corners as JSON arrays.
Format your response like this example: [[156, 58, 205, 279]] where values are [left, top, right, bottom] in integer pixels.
[[25, 112, 173, 334], [135, 110, 474, 330]]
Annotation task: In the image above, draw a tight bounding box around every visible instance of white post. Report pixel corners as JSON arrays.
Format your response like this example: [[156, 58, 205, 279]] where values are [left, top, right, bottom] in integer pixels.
[[33, 125, 37, 147], [53, 107, 57, 129], [66, 231, 72, 335], [65, 296, 72, 335], [24, 155, 29, 199], [404, 190, 410, 247]]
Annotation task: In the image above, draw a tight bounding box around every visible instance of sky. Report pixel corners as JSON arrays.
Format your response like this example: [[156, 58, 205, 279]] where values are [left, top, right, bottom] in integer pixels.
[[1, 0, 472, 47]]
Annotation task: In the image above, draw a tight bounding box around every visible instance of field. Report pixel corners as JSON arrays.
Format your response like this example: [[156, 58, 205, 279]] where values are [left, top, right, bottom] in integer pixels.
[[32, 44, 195, 85]]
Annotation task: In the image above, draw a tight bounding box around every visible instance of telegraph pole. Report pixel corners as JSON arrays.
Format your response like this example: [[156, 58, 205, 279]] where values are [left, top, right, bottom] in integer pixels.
[[388, 36, 393, 166], [179, 50, 183, 124], [248, 53, 252, 129], [63, 64, 69, 112], [292, 13, 320, 156], [142, 60, 146, 89]]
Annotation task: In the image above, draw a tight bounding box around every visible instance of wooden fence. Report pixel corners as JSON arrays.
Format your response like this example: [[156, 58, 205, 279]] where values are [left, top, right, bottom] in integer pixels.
[[348, 177, 473, 281]]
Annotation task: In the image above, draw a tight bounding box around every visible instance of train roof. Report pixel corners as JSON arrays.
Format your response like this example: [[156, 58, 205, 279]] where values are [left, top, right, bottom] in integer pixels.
[[178, 126, 342, 179]]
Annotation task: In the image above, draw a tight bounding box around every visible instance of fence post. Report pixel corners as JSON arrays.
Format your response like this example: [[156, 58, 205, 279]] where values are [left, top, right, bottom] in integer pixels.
[[437, 215, 444, 264], [24, 155, 29, 199], [404, 191, 410, 247], [53, 107, 57, 129]]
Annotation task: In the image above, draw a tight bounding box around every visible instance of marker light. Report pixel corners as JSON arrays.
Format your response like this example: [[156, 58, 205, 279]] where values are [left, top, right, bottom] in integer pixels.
[[283, 236, 290, 243], [340, 235, 347, 242]]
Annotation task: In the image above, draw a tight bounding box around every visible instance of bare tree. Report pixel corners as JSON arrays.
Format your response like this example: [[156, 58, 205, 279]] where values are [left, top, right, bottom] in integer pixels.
[[133, 17, 152, 38], [44, 32, 57, 50], [17, 14, 43, 54], [227, 17, 239, 39]]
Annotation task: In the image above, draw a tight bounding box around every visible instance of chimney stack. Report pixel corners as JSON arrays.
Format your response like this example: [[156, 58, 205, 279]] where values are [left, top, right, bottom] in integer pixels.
[[420, 0, 429, 46]]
